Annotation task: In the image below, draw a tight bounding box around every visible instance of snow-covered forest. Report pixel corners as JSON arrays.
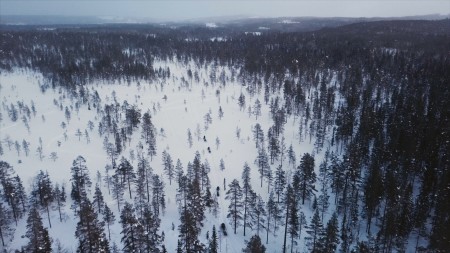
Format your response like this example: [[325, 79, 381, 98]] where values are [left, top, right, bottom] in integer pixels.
[[0, 19, 449, 253]]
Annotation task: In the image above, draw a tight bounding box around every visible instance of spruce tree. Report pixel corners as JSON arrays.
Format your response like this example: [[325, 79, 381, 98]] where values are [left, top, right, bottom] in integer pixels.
[[209, 225, 218, 253]]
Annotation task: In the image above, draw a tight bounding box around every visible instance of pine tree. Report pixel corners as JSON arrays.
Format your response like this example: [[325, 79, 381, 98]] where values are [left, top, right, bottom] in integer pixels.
[[142, 112, 157, 160], [287, 190, 299, 253], [243, 235, 266, 253], [177, 240, 183, 253], [282, 185, 294, 253], [267, 127, 280, 164], [0, 161, 25, 225], [0, 202, 14, 247], [253, 123, 265, 149], [396, 184, 414, 248], [253, 195, 266, 237], [287, 145, 296, 169], [93, 184, 105, 214], [363, 161, 383, 233], [220, 158, 226, 171], [253, 99, 262, 119], [103, 204, 115, 241], [255, 147, 270, 188], [138, 204, 161, 253], [14, 175, 27, 213], [200, 160, 211, 191], [75, 200, 110, 253], [212, 194, 220, 218], [267, 191, 282, 240], [176, 175, 189, 215], [226, 179, 243, 234], [265, 192, 274, 243], [22, 139, 30, 156], [274, 165, 286, 203], [175, 159, 184, 183], [178, 204, 204, 252], [152, 175, 165, 217], [297, 153, 316, 204], [318, 212, 339, 253], [242, 163, 255, 236], [53, 183, 66, 222], [70, 156, 92, 209], [187, 128, 193, 148], [120, 202, 140, 252], [298, 211, 307, 242], [218, 106, 224, 120], [32, 170, 54, 228], [162, 150, 175, 185], [111, 174, 124, 212], [25, 206, 52, 253], [136, 157, 152, 203], [116, 157, 135, 199], [305, 209, 323, 252], [187, 178, 205, 229], [238, 92, 246, 111]]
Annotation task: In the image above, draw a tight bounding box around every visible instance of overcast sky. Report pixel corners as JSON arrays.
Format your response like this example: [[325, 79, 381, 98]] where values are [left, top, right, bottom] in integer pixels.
[[1, 1, 449, 21]]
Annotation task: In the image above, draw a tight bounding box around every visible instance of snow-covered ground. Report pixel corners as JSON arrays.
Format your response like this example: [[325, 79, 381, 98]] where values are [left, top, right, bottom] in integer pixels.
[[1, 61, 329, 252]]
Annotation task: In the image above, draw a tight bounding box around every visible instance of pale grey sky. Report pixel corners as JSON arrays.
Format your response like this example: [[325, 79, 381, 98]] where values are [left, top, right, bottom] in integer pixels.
[[1, 1, 449, 21]]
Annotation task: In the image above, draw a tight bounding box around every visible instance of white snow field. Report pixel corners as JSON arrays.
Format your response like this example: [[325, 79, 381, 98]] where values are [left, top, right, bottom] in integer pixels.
[[1, 60, 333, 253]]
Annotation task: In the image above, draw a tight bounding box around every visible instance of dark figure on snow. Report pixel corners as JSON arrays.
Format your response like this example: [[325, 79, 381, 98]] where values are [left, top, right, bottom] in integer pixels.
[[203, 136, 207, 142]]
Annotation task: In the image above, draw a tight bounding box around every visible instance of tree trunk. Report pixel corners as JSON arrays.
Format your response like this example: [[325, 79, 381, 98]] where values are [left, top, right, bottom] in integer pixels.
[[243, 192, 247, 236], [0, 226, 4, 247], [57, 200, 62, 222], [107, 223, 111, 240], [127, 177, 132, 199], [283, 202, 289, 253], [291, 233, 294, 253], [266, 210, 271, 244], [234, 196, 237, 234], [47, 205, 52, 228]]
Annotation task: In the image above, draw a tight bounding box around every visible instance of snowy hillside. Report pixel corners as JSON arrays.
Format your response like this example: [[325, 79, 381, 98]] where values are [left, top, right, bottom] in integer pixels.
[[1, 20, 449, 253], [1, 61, 322, 252]]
